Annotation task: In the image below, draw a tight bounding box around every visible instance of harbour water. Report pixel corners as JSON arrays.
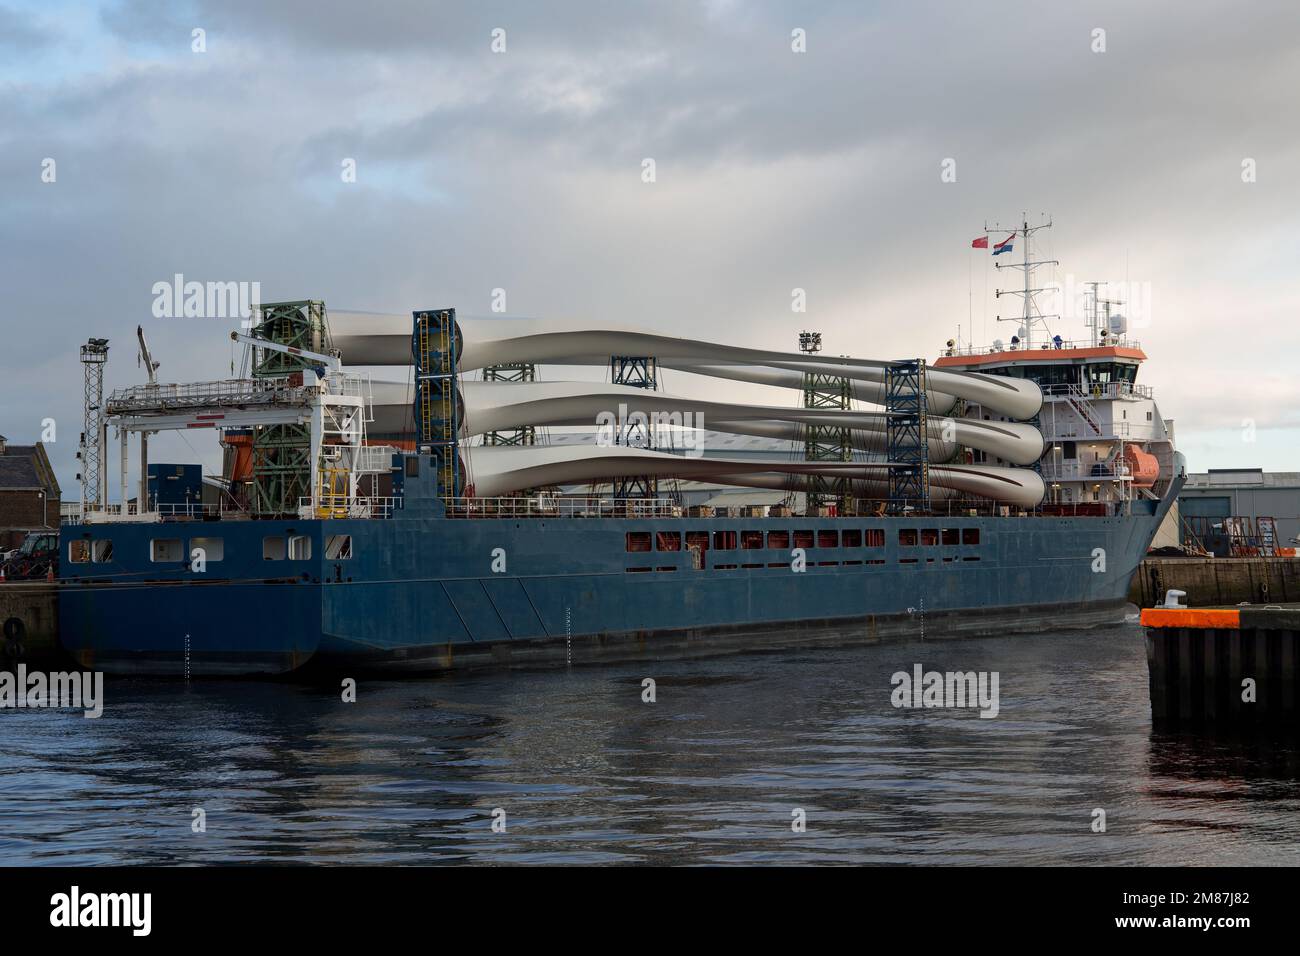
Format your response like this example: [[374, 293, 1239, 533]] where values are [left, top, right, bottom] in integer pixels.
[[3, 623, 1300, 866]]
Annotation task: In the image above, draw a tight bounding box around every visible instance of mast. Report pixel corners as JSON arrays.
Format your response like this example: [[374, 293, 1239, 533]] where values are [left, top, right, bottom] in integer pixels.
[[1083, 281, 1125, 347], [987, 213, 1058, 350]]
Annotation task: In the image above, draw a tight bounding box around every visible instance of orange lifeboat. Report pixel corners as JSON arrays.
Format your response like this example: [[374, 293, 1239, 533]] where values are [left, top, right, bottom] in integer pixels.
[[1121, 444, 1159, 488]]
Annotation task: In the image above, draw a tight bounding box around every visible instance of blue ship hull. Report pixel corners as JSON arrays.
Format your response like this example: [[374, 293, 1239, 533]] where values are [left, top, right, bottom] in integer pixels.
[[58, 472, 1181, 676]]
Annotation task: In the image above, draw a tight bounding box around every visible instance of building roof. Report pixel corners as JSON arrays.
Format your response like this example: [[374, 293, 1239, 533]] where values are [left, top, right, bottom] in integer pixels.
[[0, 451, 41, 489], [1183, 470, 1300, 491], [0, 443, 60, 494]]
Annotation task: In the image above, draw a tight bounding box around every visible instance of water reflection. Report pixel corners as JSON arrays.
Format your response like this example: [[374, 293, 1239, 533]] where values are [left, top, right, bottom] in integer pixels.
[[2, 625, 1299, 865]]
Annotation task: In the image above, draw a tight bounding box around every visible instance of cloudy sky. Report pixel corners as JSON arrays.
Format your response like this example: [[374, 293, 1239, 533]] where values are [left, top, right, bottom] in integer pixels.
[[3, 0, 1298, 494]]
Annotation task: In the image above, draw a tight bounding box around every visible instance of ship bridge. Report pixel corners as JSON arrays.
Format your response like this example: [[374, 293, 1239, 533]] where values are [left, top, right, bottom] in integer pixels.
[[934, 339, 1174, 511]]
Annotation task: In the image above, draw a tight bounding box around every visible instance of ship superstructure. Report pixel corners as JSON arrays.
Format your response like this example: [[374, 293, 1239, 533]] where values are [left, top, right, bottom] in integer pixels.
[[937, 218, 1177, 516]]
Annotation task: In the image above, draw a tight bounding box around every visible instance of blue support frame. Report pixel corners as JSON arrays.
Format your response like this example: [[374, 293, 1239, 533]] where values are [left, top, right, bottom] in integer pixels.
[[413, 307, 465, 498], [886, 358, 929, 510]]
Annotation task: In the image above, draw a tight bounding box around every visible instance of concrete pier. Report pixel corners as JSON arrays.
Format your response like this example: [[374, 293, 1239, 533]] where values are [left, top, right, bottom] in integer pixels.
[[0, 582, 62, 666], [1142, 604, 1300, 728], [1130, 557, 1300, 608]]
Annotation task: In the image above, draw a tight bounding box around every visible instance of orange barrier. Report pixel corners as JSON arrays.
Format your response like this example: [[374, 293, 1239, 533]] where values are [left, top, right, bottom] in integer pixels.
[[1140, 607, 1241, 629]]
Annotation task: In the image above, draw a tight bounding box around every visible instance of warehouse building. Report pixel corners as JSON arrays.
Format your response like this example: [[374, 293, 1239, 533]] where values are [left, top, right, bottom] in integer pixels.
[[1177, 468, 1300, 555]]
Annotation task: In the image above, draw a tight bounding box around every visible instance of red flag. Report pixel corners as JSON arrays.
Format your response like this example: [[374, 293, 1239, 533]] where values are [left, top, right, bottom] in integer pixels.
[[971, 236, 988, 249]]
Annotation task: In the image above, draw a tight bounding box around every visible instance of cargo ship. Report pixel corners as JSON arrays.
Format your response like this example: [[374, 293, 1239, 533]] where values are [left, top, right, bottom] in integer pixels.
[[57, 222, 1184, 675]]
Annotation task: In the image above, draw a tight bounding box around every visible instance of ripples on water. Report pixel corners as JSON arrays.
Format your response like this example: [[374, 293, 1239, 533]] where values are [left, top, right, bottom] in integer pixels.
[[3, 623, 1300, 865]]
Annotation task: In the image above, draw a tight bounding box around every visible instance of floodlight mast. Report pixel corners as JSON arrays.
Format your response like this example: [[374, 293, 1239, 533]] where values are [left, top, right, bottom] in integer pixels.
[[79, 338, 110, 512]]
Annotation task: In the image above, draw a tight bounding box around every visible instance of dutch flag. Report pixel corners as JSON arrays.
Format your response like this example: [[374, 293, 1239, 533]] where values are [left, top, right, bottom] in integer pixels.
[[992, 233, 1015, 255]]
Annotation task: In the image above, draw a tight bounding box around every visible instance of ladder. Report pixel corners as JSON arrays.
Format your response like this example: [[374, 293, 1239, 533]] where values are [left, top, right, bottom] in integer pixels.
[[1066, 386, 1102, 435]]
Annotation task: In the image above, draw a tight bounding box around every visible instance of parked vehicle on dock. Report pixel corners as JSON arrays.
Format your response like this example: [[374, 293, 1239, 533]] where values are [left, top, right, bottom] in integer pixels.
[[1, 531, 59, 580]]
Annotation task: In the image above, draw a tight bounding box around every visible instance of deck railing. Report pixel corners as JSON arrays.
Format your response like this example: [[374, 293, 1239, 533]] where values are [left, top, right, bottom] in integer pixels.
[[1042, 382, 1153, 400], [63, 501, 251, 525], [443, 497, 678, 519], [442, 496, 1123, 519], [297, 496, 405, 519], [61, 494, 1127, 525], [1039, 461, 1131, 482], [106, 377, 316, 413], [940, 338, 1142, 357]]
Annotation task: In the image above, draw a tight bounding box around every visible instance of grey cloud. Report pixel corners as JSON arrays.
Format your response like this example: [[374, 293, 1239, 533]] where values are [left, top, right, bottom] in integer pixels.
[[0, 4, 54, 54], [4, 0, 1300, 490]]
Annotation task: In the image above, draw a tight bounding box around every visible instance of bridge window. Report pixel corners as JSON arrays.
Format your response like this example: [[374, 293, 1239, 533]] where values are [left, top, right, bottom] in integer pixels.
[[150, 538, 184, 562], [899, 529, 918, 546], [793, 530, 814, 549], [189, 537, 224, 562], [686, 532, 709, 552], [713, 531, 737, 550], [962, 529, 980, 545], [288, 536, 312, 560], [68, 541, 89, 563], [920, 529, 939, 546], [326, 535, 353, 560], [941, 529, 959, 545], [767, 530, 790, 548], [864, 529, 884, 547], [92, 540, 113, 562], [842, 529, 862, 547], [626, 532, 651, 552], [741, 530, 764, 549], [817, 530, 838, 548]]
